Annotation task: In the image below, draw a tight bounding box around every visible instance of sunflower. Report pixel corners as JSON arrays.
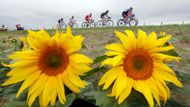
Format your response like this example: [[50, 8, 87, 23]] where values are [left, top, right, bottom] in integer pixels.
[[99, 29, 183, 107], [2, 27, 93, 107]]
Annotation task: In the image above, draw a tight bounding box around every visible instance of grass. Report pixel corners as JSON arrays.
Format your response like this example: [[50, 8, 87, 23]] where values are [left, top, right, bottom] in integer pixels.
[[0, 24, 190, 106]]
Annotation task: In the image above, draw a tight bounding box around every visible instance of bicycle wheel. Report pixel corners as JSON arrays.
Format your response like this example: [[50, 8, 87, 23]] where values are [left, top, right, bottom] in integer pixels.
[[56, 24, 61, 29], [96, 21, 103, 27], [129, 18, 138, 26], [117, 19, 125, 26], [90, 21, 96, 27], [82, 22, 88, 28], [60, 22, 65, 28], [72, 23, 78, 28], [65, 23, 70, 27], [106, 20, 114, 27]]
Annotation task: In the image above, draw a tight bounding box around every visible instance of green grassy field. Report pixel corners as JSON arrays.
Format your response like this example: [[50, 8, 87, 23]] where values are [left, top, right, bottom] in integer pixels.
[[0, 24, 190, 106], [1, 24, 190, 72]]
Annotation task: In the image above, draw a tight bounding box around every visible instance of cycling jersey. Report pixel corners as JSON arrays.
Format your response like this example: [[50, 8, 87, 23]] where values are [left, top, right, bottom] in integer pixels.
[[85, 15, 91, 22], [100, 11, 108, 18], [58, 19, 61, 23], [122, 10, 129, 18], [122, 9, 132, 18]]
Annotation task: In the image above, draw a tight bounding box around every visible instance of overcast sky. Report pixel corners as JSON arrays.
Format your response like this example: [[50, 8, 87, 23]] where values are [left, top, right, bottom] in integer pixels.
[[0, 0, 190, 29]]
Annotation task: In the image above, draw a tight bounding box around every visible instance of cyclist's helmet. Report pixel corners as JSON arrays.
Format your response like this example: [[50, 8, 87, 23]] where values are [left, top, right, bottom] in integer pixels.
[[105, 10, 109, 13], [129, 7, 133, 11]]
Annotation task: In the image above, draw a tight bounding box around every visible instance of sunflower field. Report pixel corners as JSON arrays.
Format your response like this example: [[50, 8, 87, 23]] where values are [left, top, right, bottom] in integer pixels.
[[0, 24, 190, 107]]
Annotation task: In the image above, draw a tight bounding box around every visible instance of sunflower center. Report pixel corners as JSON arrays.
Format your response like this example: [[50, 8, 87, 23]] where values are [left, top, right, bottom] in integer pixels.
[[133, 56, 145, 71], [39, 47, 69, 76], [46, 53, 63, 69], [124, 49, 153, 80]]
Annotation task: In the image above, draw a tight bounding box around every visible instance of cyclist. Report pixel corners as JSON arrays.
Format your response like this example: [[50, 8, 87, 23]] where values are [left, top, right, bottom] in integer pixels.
[[85, 13, 92, 23], [122, 7, 133, 21], [100, 10, 109, 20], [58, 18, 64, 28], [16, 24, 24, 30], [69, 16, 75, 27]]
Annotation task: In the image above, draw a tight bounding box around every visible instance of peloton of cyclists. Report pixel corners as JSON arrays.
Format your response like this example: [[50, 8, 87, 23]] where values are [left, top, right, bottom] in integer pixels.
[[122, 7, 133, 22]]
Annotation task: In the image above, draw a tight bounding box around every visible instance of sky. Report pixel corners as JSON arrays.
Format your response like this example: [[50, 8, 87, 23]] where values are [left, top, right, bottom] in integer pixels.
[[0, 0, 190, 29]]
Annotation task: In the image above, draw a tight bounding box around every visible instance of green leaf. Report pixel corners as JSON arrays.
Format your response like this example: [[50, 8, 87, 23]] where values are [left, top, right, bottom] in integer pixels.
[[94, 88, 120, 107], [81, 67, 108, 79], [161, 49, 180, 57], [82, 43, 87, 48], [169, 37, 178, 43], [165, 99, 185, 107], [78, 82, 96, 104], [175, 71, 190, 83], [94, 88, 149, 107], [93, 55, 112, 64]]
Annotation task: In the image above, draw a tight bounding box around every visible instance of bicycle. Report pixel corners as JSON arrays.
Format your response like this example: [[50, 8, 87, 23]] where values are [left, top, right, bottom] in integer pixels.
[[66, 20, 78, 28], [82, 19, 96, 28], [96, 16, 114, 27], [56, 21, 66, 29], [117, 14, 138, 26]]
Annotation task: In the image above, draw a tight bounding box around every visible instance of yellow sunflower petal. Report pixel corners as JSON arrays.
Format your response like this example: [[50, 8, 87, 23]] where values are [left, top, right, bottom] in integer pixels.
[[145, 77, 161, 106], [66, 26, 73, 37], [27, 74, 48, 107], [6, 65, 38, 76], [56, 76, 66, 104], [65, 35, 84, 54], [136, 29, 147, 48], [149, 46, 174, 53], [8, 50, 39, 60], [62, 74, 80, 93], [134, 81, 154, 107], [115, 31, 131, 51], [2, 66, 39, 86], [157, 35, 172, 46], [27, 30, 52, 50], [16, 70, 41, 98], [112, 55, 125, 66], [50, 78, 57, 106], [101, 58, 113, 67], [154, 79, 168, 102], [105, 43, 127, 54], [154, 61, 176, 76], [115, 71, 127, 99], [143, 32, 158, 50], [3, 60, 38, 68], [105, 51, 123, 56], [69, 62, 92, 75], [154, 69, 183, 87], [41, 77, 55, 107], [99, 66, 122, 87], [124, 30, 136, 49], [152, 53, 180, 62], [118, 77, 133, 104], [69, 53, 93, 64], [66, 71, 87, 88]]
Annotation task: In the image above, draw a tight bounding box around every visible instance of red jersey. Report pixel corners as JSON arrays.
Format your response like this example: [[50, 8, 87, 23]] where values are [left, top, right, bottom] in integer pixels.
[[85, 15, 91, 21]]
